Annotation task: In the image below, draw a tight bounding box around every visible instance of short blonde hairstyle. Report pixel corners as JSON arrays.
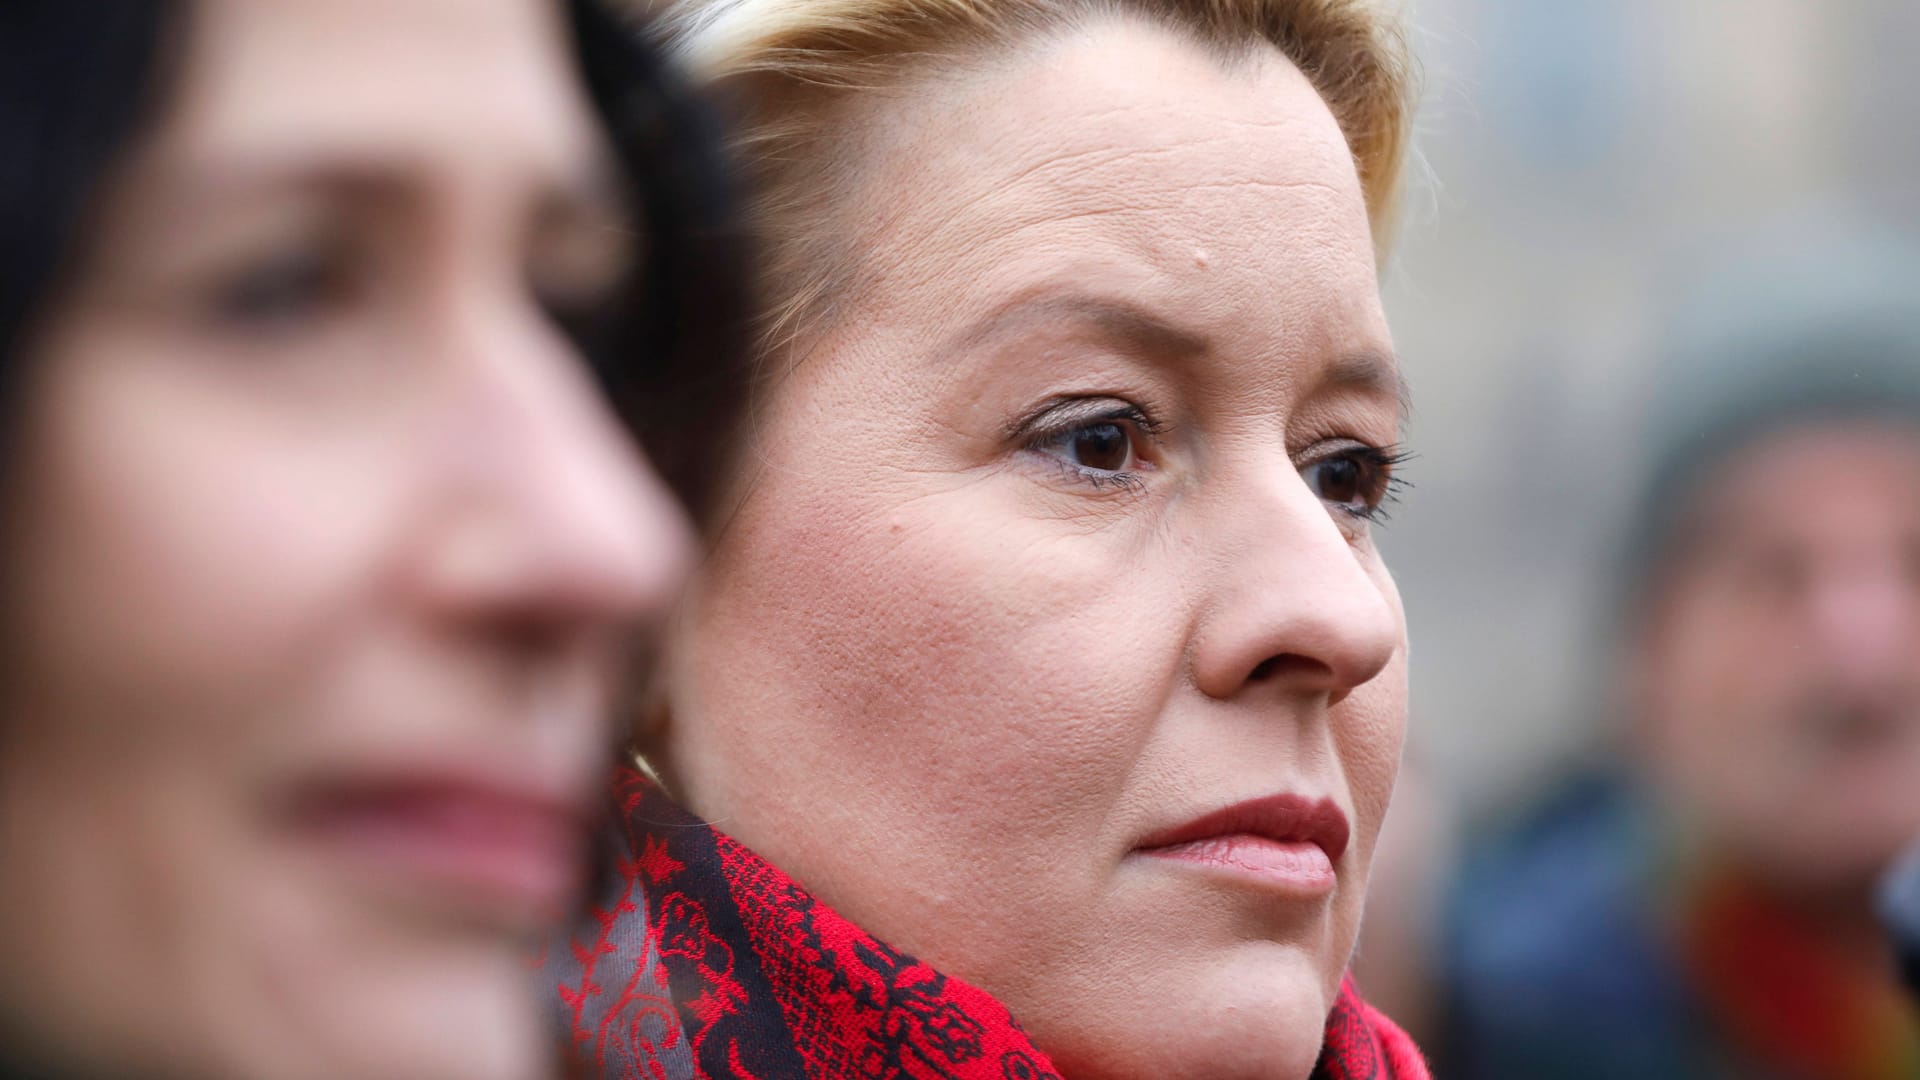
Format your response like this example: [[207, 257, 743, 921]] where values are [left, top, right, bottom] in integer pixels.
[[653, 0, 1415, 371]]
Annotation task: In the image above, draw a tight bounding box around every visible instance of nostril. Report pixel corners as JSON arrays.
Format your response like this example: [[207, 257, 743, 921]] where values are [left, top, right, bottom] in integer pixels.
[[481, 611, 576, 664], [1246, 653, 1327, 684]]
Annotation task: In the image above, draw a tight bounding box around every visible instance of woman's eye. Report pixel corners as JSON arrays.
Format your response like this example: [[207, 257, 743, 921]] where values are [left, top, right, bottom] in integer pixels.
[[1027, 408, 1157, 488], [1063, 421, 1134, 472], [1301, 445, 1409, 523], [1306, 456, 1366, 505], [207, 246, 350, 331]]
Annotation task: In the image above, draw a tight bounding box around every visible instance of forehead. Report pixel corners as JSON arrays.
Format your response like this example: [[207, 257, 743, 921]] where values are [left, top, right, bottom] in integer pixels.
[[1708, 423, 1920, 538], [156, 0, 594, 179], [827, 16, 1388, 367]]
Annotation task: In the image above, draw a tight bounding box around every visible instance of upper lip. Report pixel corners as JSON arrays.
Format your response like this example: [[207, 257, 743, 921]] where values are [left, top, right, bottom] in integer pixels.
[[282, 752, 598, 829], [1136, 793, 1351, 862]]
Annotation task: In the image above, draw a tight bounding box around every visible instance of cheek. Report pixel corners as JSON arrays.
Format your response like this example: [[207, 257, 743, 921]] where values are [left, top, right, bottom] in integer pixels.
[[695, 483, 1176, 812], [11, 365, 407, 733], [1339, 652, 1409, 855], [674, 457, 1193, 939], [1637, 601, 1811, 833], [1652, 596, 1798, 749], [0, 339, 415, 870], [1341, 561, 1408, 840], [0, 376, 392, 1074], [0, 349, 425, 955]]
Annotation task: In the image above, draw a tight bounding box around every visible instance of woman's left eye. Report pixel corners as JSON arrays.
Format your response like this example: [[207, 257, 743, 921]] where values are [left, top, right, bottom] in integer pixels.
[[1025, 405, 1160, 489], [1056, 421, 1134, 471], [206, 243, 355, 333], [1301, 444, 1410, 523]]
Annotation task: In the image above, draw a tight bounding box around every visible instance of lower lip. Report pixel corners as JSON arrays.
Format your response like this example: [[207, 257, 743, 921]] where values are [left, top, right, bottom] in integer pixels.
[[288, 787, 586, 924], [1139, 834, 1337, 895]]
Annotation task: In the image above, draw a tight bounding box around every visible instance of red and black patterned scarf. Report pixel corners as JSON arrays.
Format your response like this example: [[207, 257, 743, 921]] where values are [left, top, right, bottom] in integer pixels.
[[547, 767, 1429, 1080]]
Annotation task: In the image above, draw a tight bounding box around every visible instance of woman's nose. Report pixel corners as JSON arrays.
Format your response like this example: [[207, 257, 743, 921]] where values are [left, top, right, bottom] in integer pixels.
[[410, 301, 694, 646], [1188, 468, 1403, 705]]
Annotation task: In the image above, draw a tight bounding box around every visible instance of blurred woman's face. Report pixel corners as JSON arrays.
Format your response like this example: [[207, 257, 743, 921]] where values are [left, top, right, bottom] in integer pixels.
[[660, 19, 1408, 1080], [0, 2, 689, 1078]]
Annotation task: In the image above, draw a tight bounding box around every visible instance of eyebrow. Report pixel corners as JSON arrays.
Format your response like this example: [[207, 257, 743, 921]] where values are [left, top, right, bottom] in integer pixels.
[[945, 289, 1411, 425], [944, 292, 1211, 362], [145, 146, 624, 222], [1324, 350, 1414, 428]]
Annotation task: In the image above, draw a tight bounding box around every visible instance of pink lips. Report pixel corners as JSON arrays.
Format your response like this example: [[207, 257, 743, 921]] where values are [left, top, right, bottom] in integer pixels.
[[1135, 793, 1350, 895], [286, 774, 590, 925]]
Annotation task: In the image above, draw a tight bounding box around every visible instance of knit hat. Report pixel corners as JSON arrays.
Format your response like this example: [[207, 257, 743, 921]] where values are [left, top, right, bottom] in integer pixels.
[[1620, 237, 1920, 610]]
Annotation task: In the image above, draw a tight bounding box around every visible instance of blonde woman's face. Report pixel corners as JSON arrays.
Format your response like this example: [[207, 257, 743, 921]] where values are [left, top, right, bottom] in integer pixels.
[[662, 20, 1409, 1078]]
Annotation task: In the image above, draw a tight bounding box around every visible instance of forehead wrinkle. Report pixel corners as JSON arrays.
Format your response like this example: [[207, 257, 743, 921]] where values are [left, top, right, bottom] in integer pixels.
[[941, 291, 1210, 367], [976, 97, 1334, 192], [883, 107, 1354, 256], [808, 18, 1382, 388], [840, 164, 1359, 335], [834, 27, 1360, 282]]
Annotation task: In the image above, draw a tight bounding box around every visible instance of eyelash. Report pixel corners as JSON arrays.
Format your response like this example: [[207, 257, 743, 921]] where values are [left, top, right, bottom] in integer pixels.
[[1020, 402, 1165, 493], [207, 244, 355, 332], [1019, 399, 1412, 526], [1304, 442, 1415, 525]]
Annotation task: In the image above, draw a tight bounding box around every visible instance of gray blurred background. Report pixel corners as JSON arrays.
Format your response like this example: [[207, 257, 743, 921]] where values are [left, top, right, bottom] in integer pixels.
[[1380, 0, 1920, 814]]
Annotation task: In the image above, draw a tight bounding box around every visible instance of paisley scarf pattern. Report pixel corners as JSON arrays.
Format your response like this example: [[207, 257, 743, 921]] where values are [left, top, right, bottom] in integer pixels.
[[547, 767, 1428, 1080]]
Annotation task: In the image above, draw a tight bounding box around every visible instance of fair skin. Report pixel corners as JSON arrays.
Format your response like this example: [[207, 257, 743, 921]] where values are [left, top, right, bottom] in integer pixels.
[[1634, 423, 1920, 903], [658, 18, 1408, 1080], [0, 2, 690, 1078]]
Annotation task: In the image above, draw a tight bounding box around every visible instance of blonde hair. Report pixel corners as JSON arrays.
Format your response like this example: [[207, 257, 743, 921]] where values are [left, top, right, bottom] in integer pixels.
[[652, 0, 1414, 374]]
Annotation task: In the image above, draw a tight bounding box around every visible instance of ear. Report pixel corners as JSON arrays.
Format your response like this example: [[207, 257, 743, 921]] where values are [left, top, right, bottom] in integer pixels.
[[625, 690, 676, 797], [627, 667, 671, 754]]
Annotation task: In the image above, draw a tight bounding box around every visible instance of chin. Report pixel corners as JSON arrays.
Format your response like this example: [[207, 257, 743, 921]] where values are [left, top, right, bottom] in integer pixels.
[[1038, 944, 1337, 1080], [229, 942, 547, 1080], [332, 989, 541, 1080]]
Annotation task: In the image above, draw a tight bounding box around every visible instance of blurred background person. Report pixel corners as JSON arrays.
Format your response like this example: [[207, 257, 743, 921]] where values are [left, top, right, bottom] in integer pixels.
[[0, 1, 738, 1078], [1341, 0, 1920, 1074], [1888, 840, 1920, 1002], [1437, 259, 1920, 1079]]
